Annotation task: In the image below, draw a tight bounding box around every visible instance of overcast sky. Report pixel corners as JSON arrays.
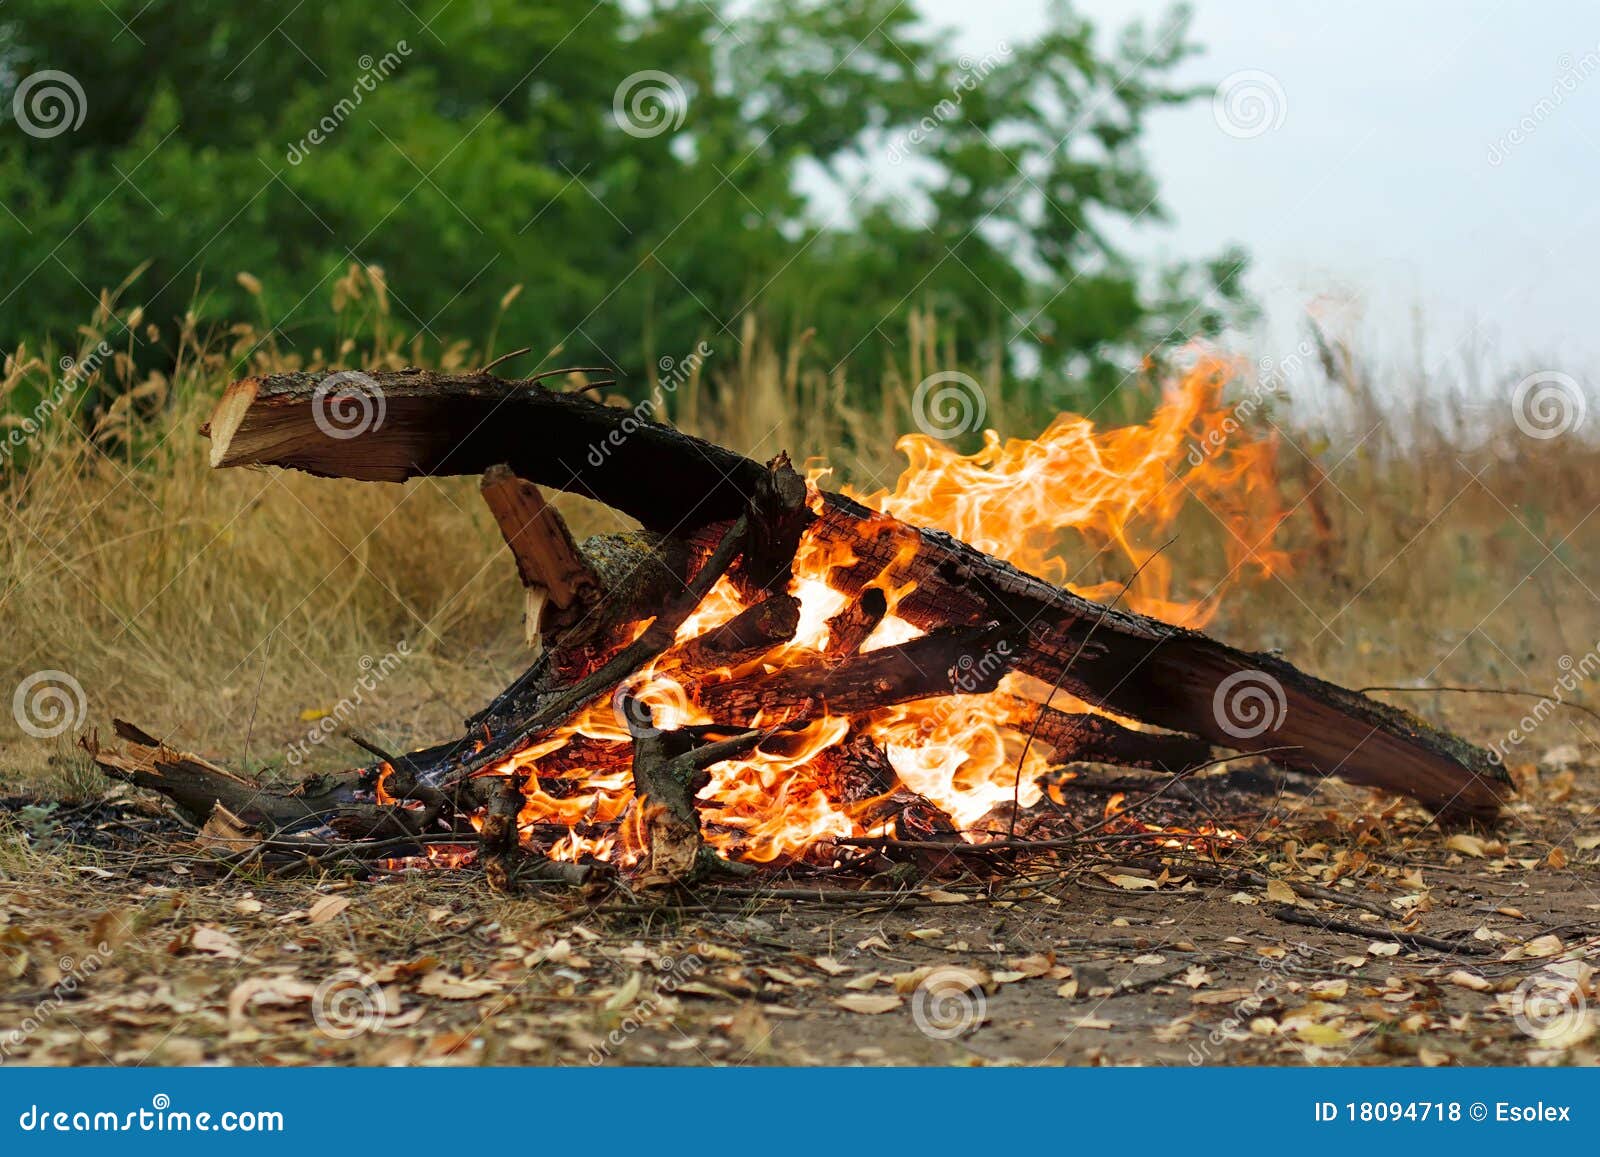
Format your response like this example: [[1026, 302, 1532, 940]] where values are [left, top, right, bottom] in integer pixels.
[[919, 0, 1598, 385]]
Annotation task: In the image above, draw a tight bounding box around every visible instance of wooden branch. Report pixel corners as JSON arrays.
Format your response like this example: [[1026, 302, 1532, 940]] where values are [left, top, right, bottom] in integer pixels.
[[824, 587, 887, 660], [998, 696, 1214, 773], [733, 452, 812, 600], [480, 773, 525, 893], [480, 465, 598, 648], [675, 593, 800, 670], [694, 622, 1018, 726], [624, 697, 770, 886], [812, 733, 959, 839], [206, 369, 1511, 821]]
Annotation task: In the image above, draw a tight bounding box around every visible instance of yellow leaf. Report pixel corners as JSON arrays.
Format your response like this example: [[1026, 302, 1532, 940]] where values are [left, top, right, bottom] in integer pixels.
[[1265, 879, 1299, 905], [1446, 833, 1486, 857], [299, 707, 329, 722], [1101, 873, 1159, 890], [832, 994, 902, 1015], [307, 895, 350, 924]]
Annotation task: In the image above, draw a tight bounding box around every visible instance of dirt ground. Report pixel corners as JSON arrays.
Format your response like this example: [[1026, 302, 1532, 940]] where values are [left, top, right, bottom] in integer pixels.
[[2, 731, 1596, 1068]]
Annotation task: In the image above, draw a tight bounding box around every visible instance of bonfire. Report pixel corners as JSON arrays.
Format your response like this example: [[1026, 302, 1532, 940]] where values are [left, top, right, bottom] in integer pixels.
[[84, 357, 1510, 891]]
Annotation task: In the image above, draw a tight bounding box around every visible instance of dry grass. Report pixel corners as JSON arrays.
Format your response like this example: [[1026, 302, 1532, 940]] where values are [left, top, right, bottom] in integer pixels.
[[2, 271, 1598, 798]]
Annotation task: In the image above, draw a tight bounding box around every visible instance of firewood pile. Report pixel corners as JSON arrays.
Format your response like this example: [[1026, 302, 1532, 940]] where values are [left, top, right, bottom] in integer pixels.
[[83, 368, 1512, 892]]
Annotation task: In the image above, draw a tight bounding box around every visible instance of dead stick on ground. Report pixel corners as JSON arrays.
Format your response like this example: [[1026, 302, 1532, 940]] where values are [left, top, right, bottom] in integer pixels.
[[1270, 906, 1495, 956]]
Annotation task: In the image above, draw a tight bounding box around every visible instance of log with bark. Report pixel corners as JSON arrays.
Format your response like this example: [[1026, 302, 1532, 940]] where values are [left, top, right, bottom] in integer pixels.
[[201, 369, 1510, 823]]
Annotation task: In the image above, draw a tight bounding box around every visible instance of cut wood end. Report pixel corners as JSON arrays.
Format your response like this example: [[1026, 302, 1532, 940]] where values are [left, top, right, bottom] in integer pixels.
[[205, 378, 260, 467]]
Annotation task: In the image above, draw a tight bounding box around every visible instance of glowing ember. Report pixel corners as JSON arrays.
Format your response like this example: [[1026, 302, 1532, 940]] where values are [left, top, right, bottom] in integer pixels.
[[494, 357, 1287, 866]]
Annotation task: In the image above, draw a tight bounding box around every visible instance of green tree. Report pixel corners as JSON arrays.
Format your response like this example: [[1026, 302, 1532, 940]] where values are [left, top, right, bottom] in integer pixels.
[[0, 0, 1248, 402]]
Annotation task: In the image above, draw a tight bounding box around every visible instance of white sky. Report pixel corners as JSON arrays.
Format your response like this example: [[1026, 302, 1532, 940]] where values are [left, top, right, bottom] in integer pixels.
[[919, 0, 1600, 382]]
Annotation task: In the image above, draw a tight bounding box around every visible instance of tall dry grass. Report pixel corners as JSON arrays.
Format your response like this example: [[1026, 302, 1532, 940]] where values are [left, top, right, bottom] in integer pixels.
[[3, 269, 1596, 794]]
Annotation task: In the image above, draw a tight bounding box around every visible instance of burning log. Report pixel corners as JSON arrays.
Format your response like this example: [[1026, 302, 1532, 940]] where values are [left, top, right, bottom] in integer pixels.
[[676, 593, 800, 670], [824, 587, 888, 660], [813, 733, 959, 840], [622, 696, 770, 885], [97, 365, 1511, 888], [201, 368, 1508, 822], [694, 622, 1017, 726], [998, 697, 1214, 774]]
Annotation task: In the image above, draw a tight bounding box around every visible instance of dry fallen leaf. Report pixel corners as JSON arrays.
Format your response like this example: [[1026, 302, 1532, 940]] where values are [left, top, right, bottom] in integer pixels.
[[1446, 833, 1486, 858], [169, 925, 241, 959], [1265, 879, 1299, 905], [417, 972, 501, 1000], [833, 994, 902, 1015], [1102, 873, 1159, 891], [307, 895, 351, 924], [1446, 970, 1491, 992]]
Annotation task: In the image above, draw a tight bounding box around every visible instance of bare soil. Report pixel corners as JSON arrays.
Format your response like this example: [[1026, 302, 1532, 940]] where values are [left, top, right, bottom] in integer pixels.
[[2, 732, 1595, 1068]]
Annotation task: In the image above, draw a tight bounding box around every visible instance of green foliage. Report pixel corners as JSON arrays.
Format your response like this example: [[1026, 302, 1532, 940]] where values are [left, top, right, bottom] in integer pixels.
[[1, 0, 1248, 402]]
